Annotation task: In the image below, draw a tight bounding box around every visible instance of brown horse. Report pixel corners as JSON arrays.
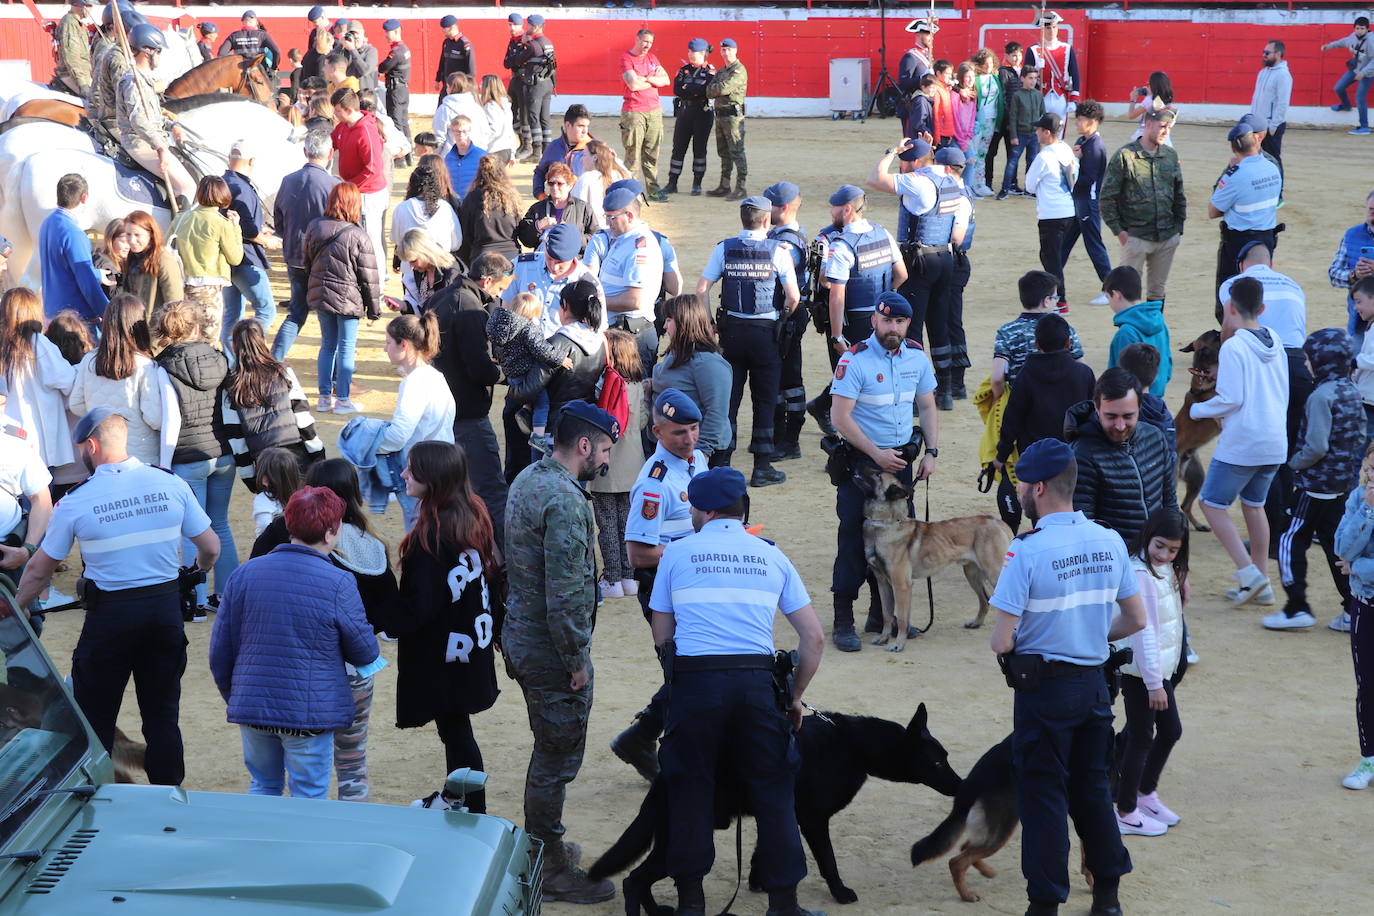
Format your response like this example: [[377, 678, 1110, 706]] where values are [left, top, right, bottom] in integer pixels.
[[166, 53, 275, 104], [10, 98, 83, 126]]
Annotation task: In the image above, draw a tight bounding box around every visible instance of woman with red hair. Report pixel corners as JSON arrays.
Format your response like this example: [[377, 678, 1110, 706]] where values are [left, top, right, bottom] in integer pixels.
[[118, 209, 184, 324]]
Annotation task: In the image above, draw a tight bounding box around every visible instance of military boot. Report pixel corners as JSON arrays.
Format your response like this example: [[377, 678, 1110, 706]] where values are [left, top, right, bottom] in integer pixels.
[[513, 137, 533, 161], [675, 880, 706, 916], [724, 175, 748, 201], [750, 458, 785, 488], [706, 173, 732, 197], [541, 861, 615, 905], [950, 367, 968, 400], [609, 708, 660, 782], [935, 369, 954, 411], [663, 174, 680, 194], [766, 885, 827, 916], [832, 599, 861, 652], [806, 397, 836, 438], [770, 410, 803, 461], [691, 173, 705, 195]]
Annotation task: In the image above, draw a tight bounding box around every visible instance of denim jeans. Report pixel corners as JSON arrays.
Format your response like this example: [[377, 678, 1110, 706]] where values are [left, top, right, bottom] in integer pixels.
[[1001, 133, 1039, 190], [270, 266, 310, 361], [172, 455, 239, 604], [240, 726, 333, 798], [316, 311, 359, 399], [1061, 196, 1113, 282], [1336, 71, 1374, 128], [222, 261, 277, 364]]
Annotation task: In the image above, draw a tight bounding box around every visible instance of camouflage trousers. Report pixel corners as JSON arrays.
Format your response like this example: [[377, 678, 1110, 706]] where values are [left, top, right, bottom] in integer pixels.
[[503, 642, 593, 868], [183, 283, 227, 347], [334, 673, 373, 802], [714, 114, 747, 183], [619, 109, 664, 196]]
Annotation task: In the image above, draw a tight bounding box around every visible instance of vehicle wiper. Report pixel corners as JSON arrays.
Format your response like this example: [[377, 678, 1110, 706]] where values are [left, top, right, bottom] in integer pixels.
[[33, 786, 95, 800], [0, 849, 43, 865]]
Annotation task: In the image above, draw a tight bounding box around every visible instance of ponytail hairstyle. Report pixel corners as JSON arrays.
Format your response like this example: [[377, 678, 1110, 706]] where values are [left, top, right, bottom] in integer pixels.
[[400, 440, 496, 575], [1128, 506, 1190, 591], [94, 293, 152, 380], [386, 312, 441, 362]]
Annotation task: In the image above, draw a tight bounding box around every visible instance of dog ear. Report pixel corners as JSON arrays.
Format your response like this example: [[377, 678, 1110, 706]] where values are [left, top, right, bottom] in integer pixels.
[[905, 702, 928, 735], [1179, 341, 1195, 353]]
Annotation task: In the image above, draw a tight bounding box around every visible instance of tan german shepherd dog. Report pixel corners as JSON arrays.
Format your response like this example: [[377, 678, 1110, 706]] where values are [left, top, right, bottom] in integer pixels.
[[860, 469, 1012, 652]]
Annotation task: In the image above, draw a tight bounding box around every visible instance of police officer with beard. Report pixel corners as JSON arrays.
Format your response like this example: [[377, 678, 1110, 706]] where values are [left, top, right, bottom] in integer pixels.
[[988, 438, 1145, 916], [665, 39, 716, 196], [652, 466, 825, 916]]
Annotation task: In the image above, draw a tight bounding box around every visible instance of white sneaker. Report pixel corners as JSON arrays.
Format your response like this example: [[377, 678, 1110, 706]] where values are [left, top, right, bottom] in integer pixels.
[[316, 395, 334, 413], [1262, 609, 1316, 630], [1136, 791, 1180, 826], [1089, 293, 1111, 306], [1116, 808, 1168, 836], [1227, 568, 1271, 607], [1329, 611, 1352, 633], [332, 398, 359, 415], [1185, 644, 1200, 665], [1342, 757, 1374, 789], [599, 579, 624, 599], [975, 184, 996, 197], [620, 578, 639, 597]]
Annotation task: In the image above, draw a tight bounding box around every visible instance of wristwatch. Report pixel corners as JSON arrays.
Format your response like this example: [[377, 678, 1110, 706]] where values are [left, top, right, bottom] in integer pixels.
[[925, 448, 939, 459], [884, 147, 895, 156]]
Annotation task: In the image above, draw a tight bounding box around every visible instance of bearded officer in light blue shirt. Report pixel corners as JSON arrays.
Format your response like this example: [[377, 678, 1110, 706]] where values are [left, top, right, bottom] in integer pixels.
[[650, 466, 825, 916]]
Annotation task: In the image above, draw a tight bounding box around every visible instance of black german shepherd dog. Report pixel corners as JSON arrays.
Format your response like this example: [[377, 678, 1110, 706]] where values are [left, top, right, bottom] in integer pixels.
[[589, 704, 962, 914]]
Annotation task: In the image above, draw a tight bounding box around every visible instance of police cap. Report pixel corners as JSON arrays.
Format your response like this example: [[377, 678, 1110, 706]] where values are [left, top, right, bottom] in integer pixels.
[[763, 181, 799, 206], [441, 14, 459, 28], [935, 146, 966, 167], [829, 184, 864, 207], [721, 38, 738, 48], [688, 38, 710, 52], [1015, 438, 1075, 484], [899, 137, 932, 162], [1034, 113, 1062, 135], [559, 401, 621, 443], [73, 407, 117, 445], [544, 223, 581, 262], [527, 14, 546, 28], [687, 467, 748, 511], [607, 178, 645, 197], [1142, 108, 1176, 124], [1227, 121, 1255, 142], [654, 388, 702, 424], [1236, 239, 1271, 264], [740, 195, 771, 212], [200, 21, 218, 34], [875, 291, 913, 320], [307, 5, 325, 22], [1240, 112, 1268, 132], [241, 10, 256, 22], [603, 187, 638, 212], [382, 19, 401, 32]]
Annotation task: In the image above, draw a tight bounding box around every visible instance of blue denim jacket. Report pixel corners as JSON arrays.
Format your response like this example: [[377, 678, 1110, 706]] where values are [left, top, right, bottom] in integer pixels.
[[338, 417, 404, 513], [1335, 488, 1374, 600]]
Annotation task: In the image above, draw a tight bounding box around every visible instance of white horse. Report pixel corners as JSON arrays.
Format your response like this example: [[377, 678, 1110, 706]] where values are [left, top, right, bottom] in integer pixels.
[[0, 95, 303, 291]]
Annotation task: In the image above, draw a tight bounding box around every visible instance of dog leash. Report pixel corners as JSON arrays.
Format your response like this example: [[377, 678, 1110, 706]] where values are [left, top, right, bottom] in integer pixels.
[[913, 476, 935, 635]]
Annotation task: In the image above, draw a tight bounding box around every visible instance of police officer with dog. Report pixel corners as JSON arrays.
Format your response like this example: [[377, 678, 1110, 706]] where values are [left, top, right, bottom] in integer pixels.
[[698, 196, 800, 486], [652, 465, 825, 916], [609, 389, 708, 781], [15, 409, 220, 788], [829, 292, 939, 652], [765, 181, 811, 461], [1208, 119, 1282, 295], [987, 438, 1146, 916]]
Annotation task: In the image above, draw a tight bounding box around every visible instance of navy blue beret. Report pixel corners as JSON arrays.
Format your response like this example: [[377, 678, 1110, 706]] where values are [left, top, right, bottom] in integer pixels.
[[763, 181, 799, 206], [688, 38, 710, 52], [1240, 112, 1267, 132], [1227, 121, 1255, 142], [507, 13, 523, 25], [559, 401, 621, 443], [721, 38, 738, 49], [307, 5, 324, 21], [654, 388, 702, 424], [544, 223, 581, 262], [382, 19, 401, 32], [603, 187, 638, 212], [241, 10, 256, 21], [829, 184, 864, 206], [527, 14, 545, 28], [875, 291, 913, 320], [740, 195, 771, 212], [1015, 438, 1075, 484], [73, 407, 117, 445], [688, 467, 748, 511], [606, 178, 644, 197], [200, 21, 218, 34], [440, 14, 459, 28]]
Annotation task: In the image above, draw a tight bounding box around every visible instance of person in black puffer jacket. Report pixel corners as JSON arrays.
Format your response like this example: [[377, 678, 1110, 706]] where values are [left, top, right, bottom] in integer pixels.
[[155, 301, 238, 611], [1065, 367, 1177, 546]]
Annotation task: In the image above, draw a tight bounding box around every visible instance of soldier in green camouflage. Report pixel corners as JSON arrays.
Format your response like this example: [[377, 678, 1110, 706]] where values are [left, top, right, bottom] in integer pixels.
[[706, 38, 749, 201], [1099, 108, 1188, 303], [88, 15, 131, 142], [503, 401, 621, 905], [52, 1, 95, 98]]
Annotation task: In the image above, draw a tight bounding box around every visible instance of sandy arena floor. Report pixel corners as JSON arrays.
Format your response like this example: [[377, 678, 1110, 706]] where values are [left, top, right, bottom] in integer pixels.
[[32, 114, 1374, 915]]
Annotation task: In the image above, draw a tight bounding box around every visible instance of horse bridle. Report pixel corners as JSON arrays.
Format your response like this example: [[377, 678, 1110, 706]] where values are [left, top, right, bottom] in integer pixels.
[[234, 60, 273, 105]]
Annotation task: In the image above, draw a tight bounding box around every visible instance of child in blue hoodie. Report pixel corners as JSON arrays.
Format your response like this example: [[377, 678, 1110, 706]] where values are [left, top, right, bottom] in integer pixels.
[[1104, 265, 1171, 396], [1334, 442, 1374, 789]]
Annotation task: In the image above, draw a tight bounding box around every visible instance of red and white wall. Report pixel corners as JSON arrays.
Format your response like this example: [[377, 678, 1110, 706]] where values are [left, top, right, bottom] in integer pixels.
[[0, 4, 1366, 124]]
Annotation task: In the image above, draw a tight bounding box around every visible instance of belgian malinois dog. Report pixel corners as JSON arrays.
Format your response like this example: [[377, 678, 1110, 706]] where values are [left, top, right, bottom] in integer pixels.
[[1173, 330, 1222, 531], [860, 469, 1011, 652]]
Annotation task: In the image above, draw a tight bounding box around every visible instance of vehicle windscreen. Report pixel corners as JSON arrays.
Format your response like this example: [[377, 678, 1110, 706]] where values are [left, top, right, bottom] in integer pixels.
[[0, 595, 90, 849]]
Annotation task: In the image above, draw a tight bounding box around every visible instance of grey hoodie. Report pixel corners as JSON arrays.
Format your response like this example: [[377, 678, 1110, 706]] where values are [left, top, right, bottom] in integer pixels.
[[1251, 59, 1292, 127]]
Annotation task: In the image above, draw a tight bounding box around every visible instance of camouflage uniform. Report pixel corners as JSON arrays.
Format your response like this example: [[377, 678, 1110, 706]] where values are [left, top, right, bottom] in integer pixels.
[[706, 60, 748, 194], [333, 673, 373, 802], [88, 37, 128, 136], [502, 454, 597, 873], [1099, 139, 1188, 302], [52, 11, 93, 98]]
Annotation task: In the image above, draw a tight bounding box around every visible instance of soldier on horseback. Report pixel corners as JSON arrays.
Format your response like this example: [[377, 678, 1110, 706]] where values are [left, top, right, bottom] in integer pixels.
[[87, 3, 141, 143], [117, 24, 196, 204]]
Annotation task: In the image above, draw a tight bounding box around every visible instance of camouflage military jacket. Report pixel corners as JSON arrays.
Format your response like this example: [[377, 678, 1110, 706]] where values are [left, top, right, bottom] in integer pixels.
[[707, 61, 748, 108], [503, 455, 597, 673], [1099, 140, 1188, 243], [117, 67, 167, 150], [54, 12, 92, 95], [89, 38, 128, 126]]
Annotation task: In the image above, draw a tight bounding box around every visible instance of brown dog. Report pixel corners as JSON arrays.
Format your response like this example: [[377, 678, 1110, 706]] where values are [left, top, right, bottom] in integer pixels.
[[861, 470, 1011, 652], [1173, 330, 1222, 531]]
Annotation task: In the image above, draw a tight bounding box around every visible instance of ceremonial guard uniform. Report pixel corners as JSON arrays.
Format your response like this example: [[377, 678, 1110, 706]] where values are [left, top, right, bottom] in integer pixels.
[[503, 224, 605, 335], [52, 1, 94, 98], [1026, 11, 1080, 135], [897, 19, 937, 131], [700, 196, 798, 484], [378, 20, 412, 146], [1210, 121, 1282, 294], [652, 466, 823, 916], [195, 22, 217, 63], [435, 14, 475, 98], [599, 187, 665, 371], [989, 438, 1138, 916], [765, 181, 811, 461], [667, 40, 716, 196], [32, 409, 213, 787], [705, 39, 749, 200]]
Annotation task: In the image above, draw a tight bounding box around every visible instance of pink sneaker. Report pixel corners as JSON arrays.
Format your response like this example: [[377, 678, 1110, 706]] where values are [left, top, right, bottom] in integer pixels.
[[1115, 808, 1167, 836], [1136, 791, 1180, 826]]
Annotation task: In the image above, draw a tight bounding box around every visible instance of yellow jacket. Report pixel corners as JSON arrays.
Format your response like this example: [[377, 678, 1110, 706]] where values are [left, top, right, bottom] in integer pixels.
[[171, 206, 244, 280], [973, 375, 1018, 486]]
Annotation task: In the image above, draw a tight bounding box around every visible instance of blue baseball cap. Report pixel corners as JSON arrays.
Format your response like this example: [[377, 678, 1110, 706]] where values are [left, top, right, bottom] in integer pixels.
[[875, 291, 913, 320], [1241, 112, 1268, 132], [72, 407, 117, 445], [687, 38, 710, 52], [507, 13, 523, 24], [740, 195, 771, 212], [603, 187, 638, 213], [829, 184, 864, 206], [558, 401, 621, 443], [721, 38, 738, 48], [935, 146, 966, 167], [606, 178, 644, 197], [1015, 438, 1075, 484], [440, 14, 459, 28], [307, 5, 324, 21], [763, 181, 799, 206], [240, 10, 256, 22], [527, 14, 545, 28], [1227, 120, 1255, 141], [688, 467, 748, 511], [382, 19, 401, 32], [544, 223, 581, 262], [654, 388, 702, 424], [899, 137, 932, 162]]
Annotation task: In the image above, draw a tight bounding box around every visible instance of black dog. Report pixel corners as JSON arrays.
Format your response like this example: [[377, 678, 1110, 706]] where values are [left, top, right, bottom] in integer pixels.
[[589, 704, 962, 913]]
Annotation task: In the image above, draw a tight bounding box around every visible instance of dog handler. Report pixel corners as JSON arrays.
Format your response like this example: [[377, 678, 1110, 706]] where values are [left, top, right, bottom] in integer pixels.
[[651, 466, 825, 916], [988, 438, 1146, 916], [828, 291, 939, 652]]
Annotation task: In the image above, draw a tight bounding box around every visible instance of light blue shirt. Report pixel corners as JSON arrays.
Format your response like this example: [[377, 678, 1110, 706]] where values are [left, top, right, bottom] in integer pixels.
[[1210, 153, 1281, 231], [830, 332, 937, 449], [41, 457, 211, 590], [659, 233, 680, 276], [989, 511, 1140, 666], [650, 518, 811, 657], [625, 444, 706, 547], [582, 229, 611, 273], [502, 254, 606, 335], [597, 219, 664, 320], [1217, 263, 1306, 350], [701, 228, 798, 320], [821, 218, 902, 295]]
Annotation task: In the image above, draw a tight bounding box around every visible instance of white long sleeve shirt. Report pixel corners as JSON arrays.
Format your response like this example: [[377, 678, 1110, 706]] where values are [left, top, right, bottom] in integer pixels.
[[1025, 140, 1078, 220], [379, 363, 455, 455]]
